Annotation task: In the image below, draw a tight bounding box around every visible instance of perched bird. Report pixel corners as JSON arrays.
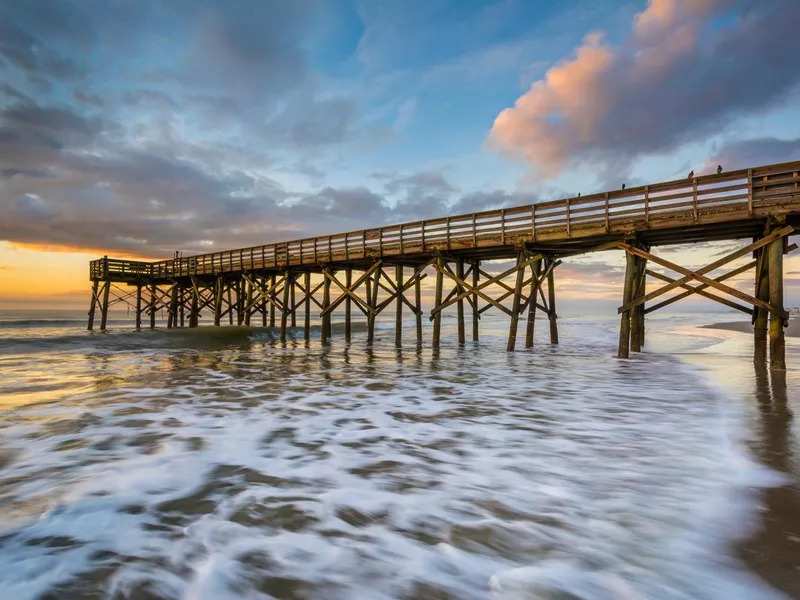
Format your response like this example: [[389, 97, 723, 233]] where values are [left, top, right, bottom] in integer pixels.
[[621, 183, 626, 190], [577, 192, 581, 197], [688, 170, 694, 179], [717, 164, 723, 174]]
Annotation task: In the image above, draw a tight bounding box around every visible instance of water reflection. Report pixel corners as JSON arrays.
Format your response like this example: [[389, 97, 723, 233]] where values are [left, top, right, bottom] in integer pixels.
[[741, 364, 799, 597]]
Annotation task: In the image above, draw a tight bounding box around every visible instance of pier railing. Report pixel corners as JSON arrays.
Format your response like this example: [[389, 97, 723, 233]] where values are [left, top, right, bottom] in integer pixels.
[[90, 161, 800, 280]]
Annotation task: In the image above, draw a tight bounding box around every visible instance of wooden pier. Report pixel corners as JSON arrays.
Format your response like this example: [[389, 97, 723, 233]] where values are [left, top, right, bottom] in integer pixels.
[[88, 160, 800, 368]]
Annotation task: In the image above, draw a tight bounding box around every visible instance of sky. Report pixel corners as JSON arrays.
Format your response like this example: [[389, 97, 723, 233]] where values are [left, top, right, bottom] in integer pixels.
[[1, 0, 800, 311]]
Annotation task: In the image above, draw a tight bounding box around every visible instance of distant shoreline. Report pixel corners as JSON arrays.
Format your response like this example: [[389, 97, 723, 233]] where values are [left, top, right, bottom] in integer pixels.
[[701, 319, 800, 338]]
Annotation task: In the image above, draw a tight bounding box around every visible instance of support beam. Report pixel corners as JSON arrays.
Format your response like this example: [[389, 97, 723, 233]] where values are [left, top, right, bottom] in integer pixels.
[[525, 259, 541, 348], [244, 277, 253, 326], [236, 279, 245, 326], [456, 259, 465, 345], [149, 283, 157, 329], [431, 253, 544, 317], [321, 270, 331, 346], [618, 251, 635, 358], [617, 226, 793, 315], [395, 266, 403, 347], [645, 261, 756, 314], [645, 269, 754, 315], [180, 287, 186, 327], [281, 271, 291, 342], [630, 255, 645, 353], [367, 267, 380, 345], [88, 280, 99, 330], [507, 252, 526, 352], [415, 268, 423, 345], [432, 258, 444, 349], [168, 285, 178, 329], [619, 242, 788, 320], [754, 247, 769, 365], [345, 269, 352, 342], [304, 272, 311, 342], [769, 231, 786, 370], [472, 260, 479, 342], [269, 274, 276, 327], [290, 277, 296, 329], [135, 284, 142, 331], [99, 281, 111, 331], [547, 259, 558, 344], [321, 262, 381, 316], [214, 278, 224, 326]]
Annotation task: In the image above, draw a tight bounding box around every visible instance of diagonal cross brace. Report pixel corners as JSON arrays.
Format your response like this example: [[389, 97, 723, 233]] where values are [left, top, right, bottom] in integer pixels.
[[320, 261, 382, 317], [431, 253, 545, 317], [617, 226, 793, 314], [618, 242, 789, 319], [644, 261, 756, 314], [645, 266, 754, 315]]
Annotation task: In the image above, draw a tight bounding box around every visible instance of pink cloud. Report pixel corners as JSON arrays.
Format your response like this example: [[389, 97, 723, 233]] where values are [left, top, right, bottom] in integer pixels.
[[488, 0, 800, 178]]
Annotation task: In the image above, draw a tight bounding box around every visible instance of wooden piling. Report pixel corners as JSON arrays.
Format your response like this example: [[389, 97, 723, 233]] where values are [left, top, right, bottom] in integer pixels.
[[244, 277, 253, 326], [99, 281, 110, 331], [507, 252, 526, 352], [281, 271, 291, 342], [214, 278, 224, 326], [395, 266, 403, 347], [269, 274, 276, 327], [345, 269, 352, 341], [472, 260, 479, 342], [304, 271, 311, 342], [754, 245, 769, 364], [88, 280, 99, 330], [432, 258, 444, 349], [321, 270, 331, 346], [290, 276, 296, 328], [547, 259, 558, 344], [261, 278, 268, 326], [525, 259, 541, 348], [168, 285, 178, 329], [768, 233, 786, 370], [135, 284, 142, 330], [415, 268, 423, 344], [618, 251, 635, 358], [149, 283, 157, 329], [189, 283, 198, 328], [367, 267, 380, 345], [630, 256, 645, 353], [236, 279, 244, 326], [456, 259, 466, 345], [180, 287, 186, 327]]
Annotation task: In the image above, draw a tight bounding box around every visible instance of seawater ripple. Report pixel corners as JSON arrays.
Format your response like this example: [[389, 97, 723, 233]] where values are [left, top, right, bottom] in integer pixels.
[[0, 320, 780, 599]]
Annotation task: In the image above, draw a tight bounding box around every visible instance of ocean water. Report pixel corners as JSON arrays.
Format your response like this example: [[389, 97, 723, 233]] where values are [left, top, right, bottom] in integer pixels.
[[0, 309, 795, 599]]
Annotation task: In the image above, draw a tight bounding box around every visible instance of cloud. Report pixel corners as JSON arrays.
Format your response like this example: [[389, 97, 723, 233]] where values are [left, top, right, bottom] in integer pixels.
[[488, 0, 800, 178], [0, 95, 544, 257], [706, 137, 800, 172]]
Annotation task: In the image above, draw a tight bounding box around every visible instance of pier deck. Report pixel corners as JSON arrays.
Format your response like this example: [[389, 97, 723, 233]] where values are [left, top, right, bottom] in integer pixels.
[[88, 160, 800, 368]]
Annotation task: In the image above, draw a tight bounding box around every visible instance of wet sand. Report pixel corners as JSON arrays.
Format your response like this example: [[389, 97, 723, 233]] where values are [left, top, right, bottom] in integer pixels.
[[679, 324, 800, 599], [702, 318, 800, 337]]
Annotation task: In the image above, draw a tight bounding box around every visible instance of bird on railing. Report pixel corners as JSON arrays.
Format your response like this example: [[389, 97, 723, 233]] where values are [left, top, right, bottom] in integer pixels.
[[577, 193, 581, 197], [621, 183, 626, 190], [688, 170, 694, 179], [717, 165, 723, 174]]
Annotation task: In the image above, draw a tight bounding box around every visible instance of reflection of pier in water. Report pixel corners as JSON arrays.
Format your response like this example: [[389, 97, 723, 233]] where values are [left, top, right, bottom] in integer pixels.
[[87, 161, 800, 368], [740, 365, 799, 596]]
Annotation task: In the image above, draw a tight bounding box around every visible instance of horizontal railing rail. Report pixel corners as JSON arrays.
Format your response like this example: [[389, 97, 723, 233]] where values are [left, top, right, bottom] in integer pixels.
[[91, 161, 800, 280]]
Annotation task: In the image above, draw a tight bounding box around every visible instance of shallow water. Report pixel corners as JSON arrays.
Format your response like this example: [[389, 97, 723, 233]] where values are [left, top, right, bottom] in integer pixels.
[[0, 312, 792, 599]]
